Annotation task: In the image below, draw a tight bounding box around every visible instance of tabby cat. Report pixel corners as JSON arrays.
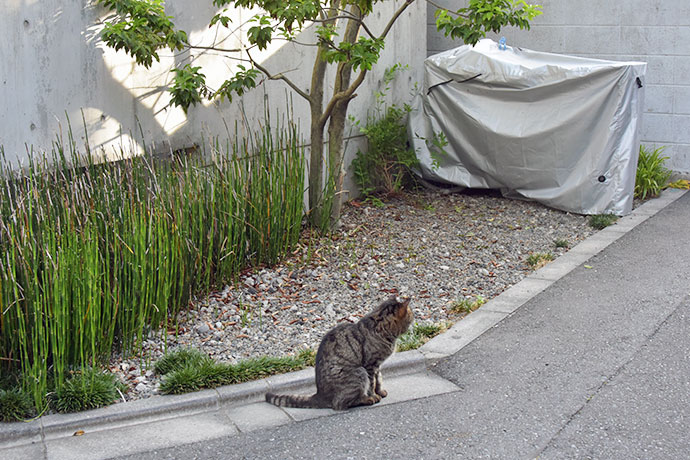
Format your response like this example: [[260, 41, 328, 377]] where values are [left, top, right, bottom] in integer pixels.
[[265, 296, 413, 410]]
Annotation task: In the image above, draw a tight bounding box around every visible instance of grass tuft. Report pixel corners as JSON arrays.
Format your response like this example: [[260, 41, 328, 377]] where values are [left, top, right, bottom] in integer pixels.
[[0, 388, 35, 422], [154, 348, 212, 375], [526, 252, 554, 269], [635, 145, 671, 199], [51, 368, 125, 414], [588, 214, 618, 230], [450, 295, 487, 314], [554, 238, 569, 249], [666, 179, 690, 190], [397, 322, 449, 352], [156, 348, 316, 395]]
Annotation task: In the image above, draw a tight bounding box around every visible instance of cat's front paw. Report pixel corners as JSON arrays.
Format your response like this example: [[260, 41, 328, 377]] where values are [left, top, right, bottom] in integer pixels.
[[376, 388, 388, 398], [362, 396, 378, 405]]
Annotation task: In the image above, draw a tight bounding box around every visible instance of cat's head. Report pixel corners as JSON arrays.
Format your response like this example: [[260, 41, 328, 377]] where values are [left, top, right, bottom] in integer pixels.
[[375, 296, 414, 337]]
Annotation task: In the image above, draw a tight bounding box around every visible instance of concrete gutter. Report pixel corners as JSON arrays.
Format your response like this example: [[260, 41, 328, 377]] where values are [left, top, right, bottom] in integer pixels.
[[1, 188, 686, 450]]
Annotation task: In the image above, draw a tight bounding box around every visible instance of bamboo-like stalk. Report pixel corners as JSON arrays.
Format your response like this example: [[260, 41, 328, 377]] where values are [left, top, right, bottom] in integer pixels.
[[0, 108, 305, 413]]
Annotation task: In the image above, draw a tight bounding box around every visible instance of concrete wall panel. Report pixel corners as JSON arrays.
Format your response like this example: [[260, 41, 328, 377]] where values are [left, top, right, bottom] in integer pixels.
[[0, 0, 427, 201]]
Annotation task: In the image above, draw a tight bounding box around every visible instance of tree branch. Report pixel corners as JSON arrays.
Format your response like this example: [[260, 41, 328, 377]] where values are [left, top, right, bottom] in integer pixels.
[[424, 0, 469, 19], [320, 68, 366, 125], [189, 45, 242, 53], [380, 0, 417, 40], [246, 50, 311, 103], [311, 14, 375, 39]]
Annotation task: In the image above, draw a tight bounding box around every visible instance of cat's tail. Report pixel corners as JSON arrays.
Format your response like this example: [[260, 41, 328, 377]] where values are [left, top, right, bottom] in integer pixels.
[[265, 392, 326, 408]]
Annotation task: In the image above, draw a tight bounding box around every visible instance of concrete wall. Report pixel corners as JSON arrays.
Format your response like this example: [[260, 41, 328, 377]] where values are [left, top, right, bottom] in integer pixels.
[[0, 0, 426, 198], [427, 0, 690, 175]]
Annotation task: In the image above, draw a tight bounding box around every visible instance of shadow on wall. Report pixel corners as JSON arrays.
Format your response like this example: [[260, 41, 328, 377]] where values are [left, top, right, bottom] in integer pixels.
[[80, 0, 317, 161], [0, 1, 309, 165], [2, 0, 423, 194], [78, 1, 240, 159]]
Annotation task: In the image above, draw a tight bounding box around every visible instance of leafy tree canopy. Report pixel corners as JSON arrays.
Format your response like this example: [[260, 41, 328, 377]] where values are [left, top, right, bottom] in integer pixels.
[[95, 0, 541, 226]]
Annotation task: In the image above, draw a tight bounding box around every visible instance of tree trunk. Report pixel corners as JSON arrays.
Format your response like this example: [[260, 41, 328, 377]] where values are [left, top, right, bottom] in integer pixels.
[[326, 98, 350, 228], [326, 5, 362, 228], [308, 101, 325, 227], [306, 2, 344, 228]]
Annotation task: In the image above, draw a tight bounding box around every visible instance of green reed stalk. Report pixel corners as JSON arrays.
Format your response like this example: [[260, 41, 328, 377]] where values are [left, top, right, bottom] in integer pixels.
[[0, 108, 306, 413]]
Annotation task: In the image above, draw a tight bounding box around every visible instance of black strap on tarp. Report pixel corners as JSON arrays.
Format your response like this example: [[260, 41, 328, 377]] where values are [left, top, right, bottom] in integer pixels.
[[427, 73, 483, 95]]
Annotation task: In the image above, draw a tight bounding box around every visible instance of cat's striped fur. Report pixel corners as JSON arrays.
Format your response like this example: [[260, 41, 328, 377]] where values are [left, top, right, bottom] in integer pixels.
[[265, 297, 413, 410]]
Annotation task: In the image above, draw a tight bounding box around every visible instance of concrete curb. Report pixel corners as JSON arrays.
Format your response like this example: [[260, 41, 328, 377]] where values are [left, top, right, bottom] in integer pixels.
[[0, 348, 429, 445], [1, 189, 686, 448]]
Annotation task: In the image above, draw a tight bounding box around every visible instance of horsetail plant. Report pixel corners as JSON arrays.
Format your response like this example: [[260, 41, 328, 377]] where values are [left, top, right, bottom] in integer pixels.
[[0, 108, 306, 415]]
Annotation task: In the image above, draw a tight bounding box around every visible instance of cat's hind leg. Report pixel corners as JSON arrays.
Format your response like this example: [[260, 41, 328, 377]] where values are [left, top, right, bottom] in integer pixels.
[[331, 367, 378, 410]]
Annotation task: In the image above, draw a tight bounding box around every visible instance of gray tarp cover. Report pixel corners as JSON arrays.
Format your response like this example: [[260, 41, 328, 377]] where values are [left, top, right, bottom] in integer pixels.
[[409, 39, 646, 215]]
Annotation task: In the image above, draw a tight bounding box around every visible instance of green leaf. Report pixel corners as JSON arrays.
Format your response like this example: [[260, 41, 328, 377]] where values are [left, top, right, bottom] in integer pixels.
[[97, 0, 188, 68], [214, 66, 260, 103], [434, 0, 542, 45], [170, 64, 207, 112], [210, 11, 232, 28]]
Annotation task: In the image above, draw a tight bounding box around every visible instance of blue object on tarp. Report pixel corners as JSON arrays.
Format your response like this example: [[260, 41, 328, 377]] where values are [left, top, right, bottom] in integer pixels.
[[498, 36, 507, 50]]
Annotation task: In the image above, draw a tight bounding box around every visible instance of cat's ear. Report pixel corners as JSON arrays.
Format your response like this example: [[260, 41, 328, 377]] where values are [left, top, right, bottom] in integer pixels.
[[395, 299, 410, 318]]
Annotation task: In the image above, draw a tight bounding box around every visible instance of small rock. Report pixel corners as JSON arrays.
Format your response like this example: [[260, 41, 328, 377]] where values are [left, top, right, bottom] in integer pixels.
[[440, 265, 450, 271], [135, 383, 148, 393], [394, 262, 405, 269], [479, 268, 490, 276], [215, 322, 223, 329], [244, 277, 255, 287], [196, 324, 211, 335]]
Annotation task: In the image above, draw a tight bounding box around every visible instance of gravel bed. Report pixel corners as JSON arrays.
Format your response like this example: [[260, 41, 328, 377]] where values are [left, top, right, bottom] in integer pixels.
[[111, 189, 598, 399]]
